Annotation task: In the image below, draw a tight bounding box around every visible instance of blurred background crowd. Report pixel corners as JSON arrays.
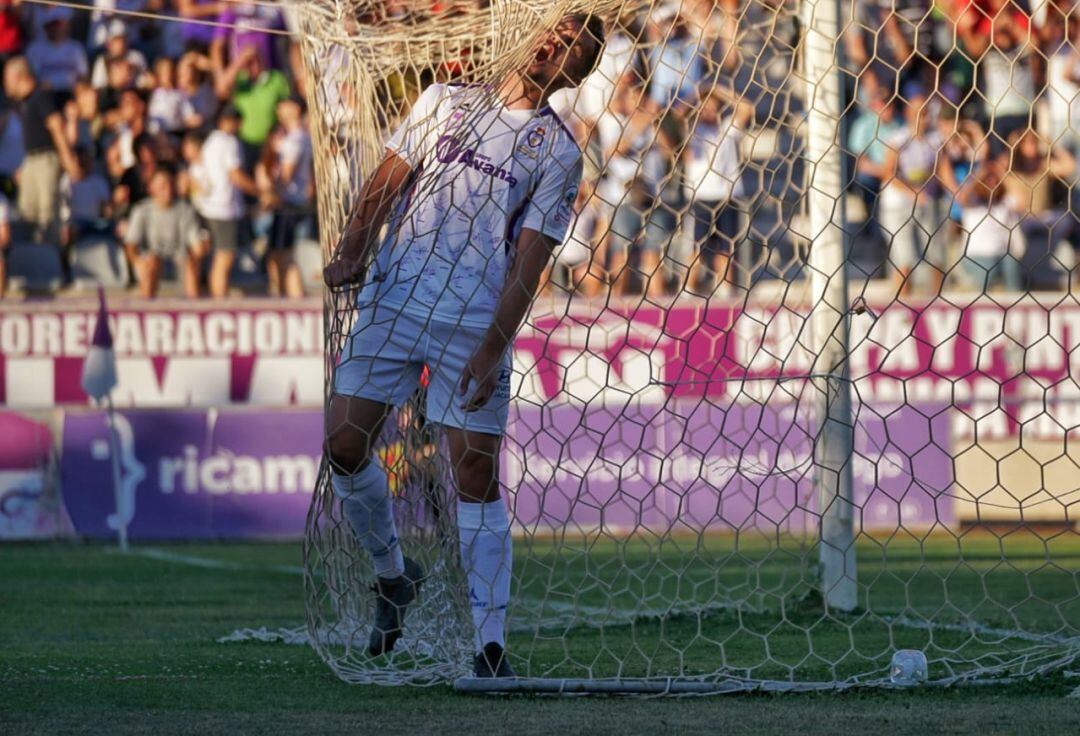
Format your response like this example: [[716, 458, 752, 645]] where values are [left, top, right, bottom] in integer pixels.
[[544, 0, 1080, 299], [1, 0, 1080, 300], [0, 0, 313, 299]]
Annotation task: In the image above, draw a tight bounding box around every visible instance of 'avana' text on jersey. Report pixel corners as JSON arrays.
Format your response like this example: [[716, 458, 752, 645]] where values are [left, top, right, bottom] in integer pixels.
[[358, 83, 583, 329]]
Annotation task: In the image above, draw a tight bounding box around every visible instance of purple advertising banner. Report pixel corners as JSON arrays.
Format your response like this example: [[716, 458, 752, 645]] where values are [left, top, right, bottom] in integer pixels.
[[61, 409, 322, 539], [58, 401, 954, 540], [504, 401, 954, 533]]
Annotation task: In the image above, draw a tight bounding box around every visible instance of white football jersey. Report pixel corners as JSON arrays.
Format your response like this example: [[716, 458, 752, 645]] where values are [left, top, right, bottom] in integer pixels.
[[359, 84, 583, 328]]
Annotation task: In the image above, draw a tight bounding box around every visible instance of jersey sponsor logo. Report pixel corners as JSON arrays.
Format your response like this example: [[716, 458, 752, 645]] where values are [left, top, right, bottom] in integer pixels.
[[494, 367, 512, 400], [515, 143, 539, 160], [434, 134, 519, 187]]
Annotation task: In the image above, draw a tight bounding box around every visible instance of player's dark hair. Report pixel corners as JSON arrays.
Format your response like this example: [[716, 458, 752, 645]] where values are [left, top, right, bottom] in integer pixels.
[[566, 13, 605, 84]]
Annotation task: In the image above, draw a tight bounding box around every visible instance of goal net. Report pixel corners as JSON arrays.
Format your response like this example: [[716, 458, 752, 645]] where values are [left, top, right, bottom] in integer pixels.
[[291, 0, 1080, 692]]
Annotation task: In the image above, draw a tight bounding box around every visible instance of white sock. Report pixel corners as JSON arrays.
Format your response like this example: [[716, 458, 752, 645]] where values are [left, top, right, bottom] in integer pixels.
[[457, 499, 511, 651], [331, 463, 405, 580]]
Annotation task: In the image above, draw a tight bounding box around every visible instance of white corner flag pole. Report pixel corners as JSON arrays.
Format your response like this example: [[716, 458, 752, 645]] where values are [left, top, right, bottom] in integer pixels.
[[82, 288, 125, 552], [104, 394, 128, 552]]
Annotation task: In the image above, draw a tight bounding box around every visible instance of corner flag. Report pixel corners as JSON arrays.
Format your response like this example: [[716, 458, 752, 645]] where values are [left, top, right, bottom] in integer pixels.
[[81, 289, 117, 401]]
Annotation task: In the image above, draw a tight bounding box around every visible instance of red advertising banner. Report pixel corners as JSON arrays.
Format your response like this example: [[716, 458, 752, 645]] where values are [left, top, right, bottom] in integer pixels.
[[4, 294, 1080, 436]]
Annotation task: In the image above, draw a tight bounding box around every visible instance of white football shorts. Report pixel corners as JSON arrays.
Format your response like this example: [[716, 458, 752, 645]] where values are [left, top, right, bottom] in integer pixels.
[[332, 303, 511, 435]]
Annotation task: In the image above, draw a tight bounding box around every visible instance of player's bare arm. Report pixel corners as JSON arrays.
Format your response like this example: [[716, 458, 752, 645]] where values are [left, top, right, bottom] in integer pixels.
[[323, 151, 413, 287], [459, 227, 556, 411]]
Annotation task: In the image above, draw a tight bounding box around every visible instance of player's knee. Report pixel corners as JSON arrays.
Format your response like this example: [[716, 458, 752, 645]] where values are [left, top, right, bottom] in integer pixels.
[[454, 448, 498, 501], [326, 428, 372, 476]]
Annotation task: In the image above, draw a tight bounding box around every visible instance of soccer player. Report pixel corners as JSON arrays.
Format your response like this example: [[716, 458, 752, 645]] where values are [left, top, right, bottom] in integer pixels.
[[323, 14, 605, 678]]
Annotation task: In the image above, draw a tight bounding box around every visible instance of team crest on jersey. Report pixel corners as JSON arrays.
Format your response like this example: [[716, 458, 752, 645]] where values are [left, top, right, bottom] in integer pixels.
[[515, 126, 546, 160]]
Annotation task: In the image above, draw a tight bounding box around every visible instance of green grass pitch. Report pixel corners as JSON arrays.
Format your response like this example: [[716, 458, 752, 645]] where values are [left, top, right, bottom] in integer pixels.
[[2, 540, 1078, 735]]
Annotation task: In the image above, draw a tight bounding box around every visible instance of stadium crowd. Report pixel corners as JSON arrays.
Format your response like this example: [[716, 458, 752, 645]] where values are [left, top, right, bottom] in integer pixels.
[[1, 0, 1079, 300], [0, 0, 312, 299], [545, 0, 1080, 298]]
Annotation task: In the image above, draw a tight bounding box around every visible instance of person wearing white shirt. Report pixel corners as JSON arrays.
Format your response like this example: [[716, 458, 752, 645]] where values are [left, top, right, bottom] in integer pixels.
[[880, 90, 951, 296], [957, 160, 1023, 293], [187, 105, 257, 297], [26, 10, 88, 93], [592, 72, 668, 296], [89, 20, 148, 91], [682, 86, 751, 296], [322, 13, 604, 680], [147, 57, 195, 134]]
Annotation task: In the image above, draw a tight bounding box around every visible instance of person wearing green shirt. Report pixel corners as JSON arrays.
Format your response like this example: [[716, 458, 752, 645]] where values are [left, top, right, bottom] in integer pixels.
[[216, 44, 290, 170]]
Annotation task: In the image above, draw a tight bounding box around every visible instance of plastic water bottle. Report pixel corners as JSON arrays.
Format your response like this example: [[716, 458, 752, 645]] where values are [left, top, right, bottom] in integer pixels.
[[889, 649, 928, 686]]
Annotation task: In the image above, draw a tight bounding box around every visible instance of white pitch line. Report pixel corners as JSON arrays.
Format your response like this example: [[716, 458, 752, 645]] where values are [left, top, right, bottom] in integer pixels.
[[125, 547, 305, 575]]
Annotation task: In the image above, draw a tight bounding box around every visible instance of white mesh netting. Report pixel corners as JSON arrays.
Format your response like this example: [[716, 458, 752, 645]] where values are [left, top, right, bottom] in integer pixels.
[[291, 0, 1080, 692]]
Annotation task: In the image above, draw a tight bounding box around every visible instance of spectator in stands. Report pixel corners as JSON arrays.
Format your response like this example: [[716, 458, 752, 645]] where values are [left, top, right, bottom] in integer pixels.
[[1039, 0, 1076, 151], [211, 1, 284, 73], [955, 0, 1037, 145], [958, 157, 1023, 292], [937, 107, 987, 263], [645, 7, 705, 113], [187, 104, 257, 298], [124, 166, 207, 297], [216, 44, 290, 170], [848, 89, 903, 251], [549, 179, 606, 298], [0, 190, 10, 297], [683, 0, 741, 78], [880, 88, 949, 296], [683, 85, 752, 296], [26, 7, 87, 93], [65, 80, 101, 155], [0, 99, 23, 199], [4, 56, 79, 243], [266, 95, 312, 298], [844, 1, 931, 103], [177, 0, 223, 54], [108, 87, 148, 175], [252, 127, 279, 255], [148, 56, 193, 135], [87, 1, 153, 56], [61, 146, 112, 245], [23, 3, 63, 42], [1002, 128, 1077, 277], [90, 20, 147, 91], [98, 56, 138, 125], [110, 129, 159, 238], [177, 51, 217, 131], [594, 72, 654, 294]]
